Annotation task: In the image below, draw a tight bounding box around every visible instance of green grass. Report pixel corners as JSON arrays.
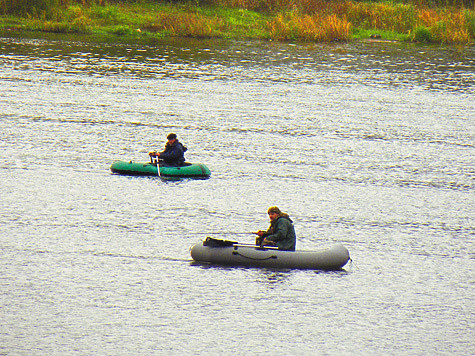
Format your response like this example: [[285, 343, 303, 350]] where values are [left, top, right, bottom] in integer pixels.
[[196, 6, 269, 38]]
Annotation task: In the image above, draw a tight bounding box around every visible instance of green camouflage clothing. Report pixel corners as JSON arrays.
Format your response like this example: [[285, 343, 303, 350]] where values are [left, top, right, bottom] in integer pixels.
[[261, 216, 296, 251]]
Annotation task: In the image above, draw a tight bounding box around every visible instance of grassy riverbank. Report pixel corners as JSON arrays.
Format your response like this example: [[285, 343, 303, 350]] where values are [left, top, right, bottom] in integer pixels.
[[1, 0, 474, 44]]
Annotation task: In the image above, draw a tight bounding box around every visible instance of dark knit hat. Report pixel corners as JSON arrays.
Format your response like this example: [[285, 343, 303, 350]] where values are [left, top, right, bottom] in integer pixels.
[[167, 133, 177, 140]]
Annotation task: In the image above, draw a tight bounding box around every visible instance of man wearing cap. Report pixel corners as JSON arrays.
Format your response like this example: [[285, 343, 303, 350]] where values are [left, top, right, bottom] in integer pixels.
[[254, 206, 296, 251], [149, 133, 187, 167]]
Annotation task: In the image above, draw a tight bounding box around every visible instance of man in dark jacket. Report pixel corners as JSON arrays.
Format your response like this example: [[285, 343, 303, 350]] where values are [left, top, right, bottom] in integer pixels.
[[255, 206, 296, 251], [149, 133, 187, 167]]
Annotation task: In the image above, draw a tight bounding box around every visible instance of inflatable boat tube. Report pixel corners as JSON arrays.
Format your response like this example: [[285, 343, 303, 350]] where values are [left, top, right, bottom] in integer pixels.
[[110, 160, 211, 179], [190, 238, 350, 270]]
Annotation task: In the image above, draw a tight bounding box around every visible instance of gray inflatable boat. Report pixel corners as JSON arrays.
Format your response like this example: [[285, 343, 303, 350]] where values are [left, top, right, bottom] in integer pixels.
[[190, 238, 350, 270]]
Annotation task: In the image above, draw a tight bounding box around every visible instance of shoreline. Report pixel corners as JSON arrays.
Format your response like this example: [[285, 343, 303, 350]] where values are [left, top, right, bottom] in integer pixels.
[[1, 1, 474, 46], [1, 28, 471, 51]]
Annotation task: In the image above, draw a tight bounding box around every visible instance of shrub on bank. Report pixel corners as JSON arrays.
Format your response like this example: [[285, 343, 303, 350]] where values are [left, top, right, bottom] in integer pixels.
[[413, 25, 432, 42]]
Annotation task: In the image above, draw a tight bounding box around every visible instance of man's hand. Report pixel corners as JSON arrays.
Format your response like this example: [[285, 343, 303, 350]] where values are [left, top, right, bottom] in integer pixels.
[[262, 238, 277, 247]]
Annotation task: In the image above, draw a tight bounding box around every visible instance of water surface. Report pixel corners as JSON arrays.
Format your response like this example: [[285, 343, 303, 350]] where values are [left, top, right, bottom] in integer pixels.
[[0, 36, 474, 355]]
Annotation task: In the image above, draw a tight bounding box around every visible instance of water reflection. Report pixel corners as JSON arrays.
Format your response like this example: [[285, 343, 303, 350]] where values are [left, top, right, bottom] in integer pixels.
[[1, 36, 474, 93], [191, 262, 292, 284], [255, 269, 292, 285]]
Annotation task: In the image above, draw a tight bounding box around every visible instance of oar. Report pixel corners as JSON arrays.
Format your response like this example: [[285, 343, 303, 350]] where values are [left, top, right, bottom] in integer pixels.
[[194, 232, 256, 236], [199, 233, 276, 249], [201, 235, 279, 250], [233, 243, 279, 250], [149, 153, 161, 177]]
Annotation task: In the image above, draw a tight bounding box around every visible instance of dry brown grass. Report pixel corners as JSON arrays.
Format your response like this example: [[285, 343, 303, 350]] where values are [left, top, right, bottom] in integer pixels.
[[268, 13, 351, 41], [430, 10, 471, 42], [413, 6, 473, 43], [143, 12, 225, 38], [346, 1, 416, 33], [417, 7, 441, 26]]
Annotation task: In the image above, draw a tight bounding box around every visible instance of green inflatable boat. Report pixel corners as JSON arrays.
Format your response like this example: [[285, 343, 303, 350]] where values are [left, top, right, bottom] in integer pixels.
[[110, 160, 211, 179]]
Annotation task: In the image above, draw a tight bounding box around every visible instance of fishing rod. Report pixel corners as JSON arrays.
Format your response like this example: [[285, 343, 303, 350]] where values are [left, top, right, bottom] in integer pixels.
[[191, 232, 258, 236]]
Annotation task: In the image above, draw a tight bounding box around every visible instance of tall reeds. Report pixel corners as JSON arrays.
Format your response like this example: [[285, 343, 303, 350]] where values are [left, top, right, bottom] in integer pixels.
[[268, 13, 351, 41], [144, 12, 225, 38], [0, 0, 76, 17], [346, 2, 416, 33], [415, 7, 475, 42]]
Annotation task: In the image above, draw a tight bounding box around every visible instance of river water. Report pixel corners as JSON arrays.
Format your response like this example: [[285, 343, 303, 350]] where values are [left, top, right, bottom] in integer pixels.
[[0, 35, 474, 355]]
